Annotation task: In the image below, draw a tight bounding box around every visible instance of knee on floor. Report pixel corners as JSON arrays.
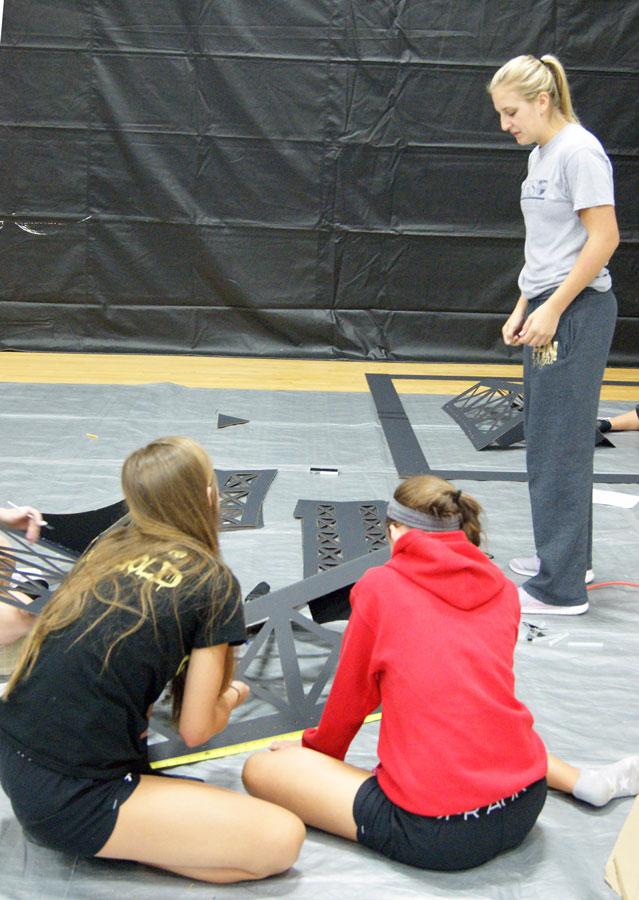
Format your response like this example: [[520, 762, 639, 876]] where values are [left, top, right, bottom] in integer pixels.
[[242, 746, 309, 796], [241, 750, 275, 796], [251, 809, 306, 878]]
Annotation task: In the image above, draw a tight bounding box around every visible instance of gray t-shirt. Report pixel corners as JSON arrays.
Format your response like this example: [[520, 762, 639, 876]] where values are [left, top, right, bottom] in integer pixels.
[[518, 123, 614, 299]]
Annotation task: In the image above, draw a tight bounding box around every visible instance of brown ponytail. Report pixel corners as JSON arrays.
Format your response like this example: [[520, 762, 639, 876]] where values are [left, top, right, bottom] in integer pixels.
[[392, 475, 483, 547]]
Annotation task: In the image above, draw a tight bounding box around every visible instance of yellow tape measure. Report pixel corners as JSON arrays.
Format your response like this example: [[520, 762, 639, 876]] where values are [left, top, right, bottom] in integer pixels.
[[150, 712, 382, 770]]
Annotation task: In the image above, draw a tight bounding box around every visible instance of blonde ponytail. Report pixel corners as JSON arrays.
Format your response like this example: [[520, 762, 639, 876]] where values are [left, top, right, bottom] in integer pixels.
[[540, 55, 579, 123]]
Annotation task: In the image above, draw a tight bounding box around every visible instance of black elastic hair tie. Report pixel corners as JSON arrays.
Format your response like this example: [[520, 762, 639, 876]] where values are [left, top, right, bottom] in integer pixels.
[[453, 489, 462, 503]]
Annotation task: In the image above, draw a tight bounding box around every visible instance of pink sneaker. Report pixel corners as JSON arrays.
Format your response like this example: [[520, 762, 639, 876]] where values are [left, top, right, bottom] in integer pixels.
[[518, 586, 589, 616], [509, 555, 594, 584]]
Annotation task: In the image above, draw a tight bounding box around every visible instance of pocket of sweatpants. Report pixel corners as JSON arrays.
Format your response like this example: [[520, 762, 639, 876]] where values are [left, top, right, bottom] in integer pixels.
[[554, 311, 575, 362]]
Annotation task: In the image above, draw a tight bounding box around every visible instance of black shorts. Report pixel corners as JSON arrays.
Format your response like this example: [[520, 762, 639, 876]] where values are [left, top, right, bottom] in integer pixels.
[[353, 775, 547, 871], [0, 741, 140, 857]]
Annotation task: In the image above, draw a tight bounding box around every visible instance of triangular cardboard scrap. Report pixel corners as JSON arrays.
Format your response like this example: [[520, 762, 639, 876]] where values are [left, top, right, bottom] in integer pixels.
[[217, 414, 249, 429]]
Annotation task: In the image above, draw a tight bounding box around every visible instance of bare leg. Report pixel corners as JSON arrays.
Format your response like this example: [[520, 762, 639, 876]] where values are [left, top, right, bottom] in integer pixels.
[[546, 752, 580, 793], [96, 774, 305, 883], [547, 752, 639, 807], [242, 747, 372, 840], [0, 604, 34, 646], [606, 409, 639, 432]]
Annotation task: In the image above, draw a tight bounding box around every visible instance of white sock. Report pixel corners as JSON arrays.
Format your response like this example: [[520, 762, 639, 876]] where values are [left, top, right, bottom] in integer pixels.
[[573, 757, 639, 807]]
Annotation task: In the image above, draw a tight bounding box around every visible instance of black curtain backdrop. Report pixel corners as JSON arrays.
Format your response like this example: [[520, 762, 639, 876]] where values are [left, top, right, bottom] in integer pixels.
[[1, 1, 637, 362]]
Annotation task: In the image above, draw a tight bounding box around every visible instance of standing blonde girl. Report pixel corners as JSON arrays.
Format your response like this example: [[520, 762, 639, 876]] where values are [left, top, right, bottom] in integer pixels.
[[0, 437, 304, 883], [489, 55, 619, 614]]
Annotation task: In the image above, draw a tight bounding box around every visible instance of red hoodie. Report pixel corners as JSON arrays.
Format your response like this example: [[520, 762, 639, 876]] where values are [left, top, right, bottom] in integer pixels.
[[302, 529, 547, 816]]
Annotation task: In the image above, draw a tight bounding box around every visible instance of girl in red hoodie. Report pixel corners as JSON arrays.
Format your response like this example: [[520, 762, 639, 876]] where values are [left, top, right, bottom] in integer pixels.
[[243, 475, 638, 871]]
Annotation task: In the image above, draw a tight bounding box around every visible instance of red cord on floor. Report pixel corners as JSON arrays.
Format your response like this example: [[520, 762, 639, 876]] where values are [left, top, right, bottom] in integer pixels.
[[587, 581, 639, 591]]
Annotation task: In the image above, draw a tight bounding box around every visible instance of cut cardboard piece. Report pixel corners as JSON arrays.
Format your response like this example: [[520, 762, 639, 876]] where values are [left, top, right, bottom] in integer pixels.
[[217, 414, 249, 429], [442, 379, 525, 450], [0, 532, 78, 613], [294, 499, 388, 581]]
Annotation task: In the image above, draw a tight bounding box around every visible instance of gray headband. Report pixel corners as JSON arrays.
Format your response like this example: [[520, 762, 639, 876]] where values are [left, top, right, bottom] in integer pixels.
[[386, 497, 461, 532]]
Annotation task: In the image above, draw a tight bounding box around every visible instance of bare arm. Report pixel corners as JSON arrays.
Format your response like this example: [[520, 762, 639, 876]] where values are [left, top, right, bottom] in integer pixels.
[[546, 751, 580, 793], [178, 643, 249, 748], [516, 205, 619, 347]]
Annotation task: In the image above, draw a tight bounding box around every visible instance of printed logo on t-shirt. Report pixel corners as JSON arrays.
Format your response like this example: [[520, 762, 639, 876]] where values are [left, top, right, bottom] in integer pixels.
[[114, 550, 187, 591], [521, 179, 548, 201]]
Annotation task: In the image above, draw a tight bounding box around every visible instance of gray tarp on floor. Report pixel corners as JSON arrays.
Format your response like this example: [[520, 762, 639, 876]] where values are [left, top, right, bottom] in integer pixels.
[[1, 380, 638, 899]]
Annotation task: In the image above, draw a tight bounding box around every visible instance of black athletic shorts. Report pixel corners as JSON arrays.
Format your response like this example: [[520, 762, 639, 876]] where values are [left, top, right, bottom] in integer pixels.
[[0, 741, 140, 857], [353, 775, 547, 871]]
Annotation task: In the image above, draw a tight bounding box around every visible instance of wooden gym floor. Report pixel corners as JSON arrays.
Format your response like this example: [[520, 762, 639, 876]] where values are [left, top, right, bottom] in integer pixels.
[[1, 351, 638, 400]]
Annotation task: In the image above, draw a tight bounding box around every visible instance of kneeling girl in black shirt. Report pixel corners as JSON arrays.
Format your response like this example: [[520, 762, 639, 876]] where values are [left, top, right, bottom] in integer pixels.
[[0, 436, 304, 883]]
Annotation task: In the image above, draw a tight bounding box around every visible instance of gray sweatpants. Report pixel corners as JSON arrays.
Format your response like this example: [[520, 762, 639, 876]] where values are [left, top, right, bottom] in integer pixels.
[[523, 287, 617, 606]]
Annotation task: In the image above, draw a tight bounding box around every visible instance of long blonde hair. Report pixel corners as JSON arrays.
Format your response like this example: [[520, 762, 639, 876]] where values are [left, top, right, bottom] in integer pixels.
[[488, 54, 579, 123], [4, 436, 236, 707], [388, 475, 483, 547]]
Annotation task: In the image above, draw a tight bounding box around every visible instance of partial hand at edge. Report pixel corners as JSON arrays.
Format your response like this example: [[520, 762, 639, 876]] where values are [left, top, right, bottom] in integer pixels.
[[0, 506, 44, 542], [269, 739, 303, 752]]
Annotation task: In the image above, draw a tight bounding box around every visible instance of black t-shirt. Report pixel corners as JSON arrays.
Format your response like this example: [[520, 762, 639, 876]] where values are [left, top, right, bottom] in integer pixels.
[[0, 558, 246, 779]]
